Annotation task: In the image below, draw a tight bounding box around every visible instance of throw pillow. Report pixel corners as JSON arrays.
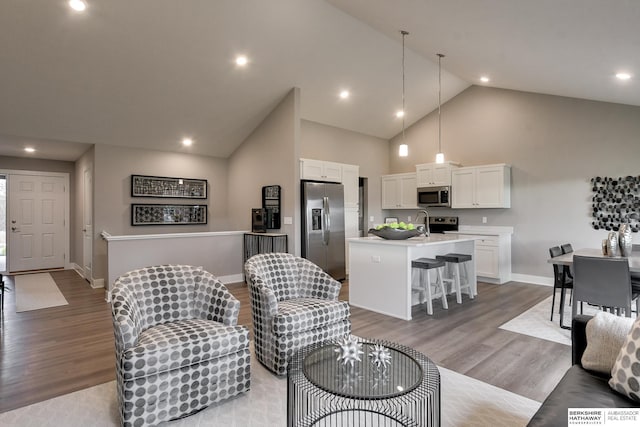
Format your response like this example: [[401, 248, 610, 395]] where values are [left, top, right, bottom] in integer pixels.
[[609, 316, 640, 401], [581, 311, 634, 374]]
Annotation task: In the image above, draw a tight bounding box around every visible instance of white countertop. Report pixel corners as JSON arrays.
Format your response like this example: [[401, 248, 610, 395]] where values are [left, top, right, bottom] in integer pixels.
[[348, 234, 477, 247]]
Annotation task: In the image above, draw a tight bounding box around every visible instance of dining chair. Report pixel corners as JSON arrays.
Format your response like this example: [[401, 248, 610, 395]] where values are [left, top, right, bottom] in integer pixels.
[[549, 246, 573, 326], [572, 255, 639, 319]]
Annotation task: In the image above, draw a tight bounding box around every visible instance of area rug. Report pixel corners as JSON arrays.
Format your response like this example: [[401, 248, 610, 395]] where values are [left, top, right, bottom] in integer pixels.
[[0, 353, 540, 427], [14, 272, 68, 312], [499, 294, 599, 346]]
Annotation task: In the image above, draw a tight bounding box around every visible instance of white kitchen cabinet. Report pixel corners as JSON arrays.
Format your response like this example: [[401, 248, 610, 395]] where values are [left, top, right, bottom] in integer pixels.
[[381, 173, 419, 209], [342, 164, 360, 209], [300, 158, 342, 182], [451, 164, 511, 208], [416, 161, 460, 187], [455, 231, 512, 284]]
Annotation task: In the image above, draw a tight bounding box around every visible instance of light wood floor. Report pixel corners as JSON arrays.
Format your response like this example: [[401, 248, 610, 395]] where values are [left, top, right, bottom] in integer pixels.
[[0, 269, 569, 413]]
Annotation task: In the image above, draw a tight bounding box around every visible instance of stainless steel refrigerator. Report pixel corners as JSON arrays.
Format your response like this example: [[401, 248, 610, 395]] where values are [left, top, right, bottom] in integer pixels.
[[301, 181, 346, 280]]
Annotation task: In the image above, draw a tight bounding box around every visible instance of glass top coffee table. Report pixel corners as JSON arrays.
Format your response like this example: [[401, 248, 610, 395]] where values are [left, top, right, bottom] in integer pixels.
[[287, 337, 440, 427]]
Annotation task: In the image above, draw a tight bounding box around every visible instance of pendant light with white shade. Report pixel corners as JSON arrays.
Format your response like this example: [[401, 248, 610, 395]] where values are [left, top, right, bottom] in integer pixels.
[[435, 53, 445, 163], [398, 30, 409, 157]]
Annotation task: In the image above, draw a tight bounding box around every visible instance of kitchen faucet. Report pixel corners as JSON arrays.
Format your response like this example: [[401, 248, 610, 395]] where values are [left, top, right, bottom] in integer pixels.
[[414, 209, 430, 236]]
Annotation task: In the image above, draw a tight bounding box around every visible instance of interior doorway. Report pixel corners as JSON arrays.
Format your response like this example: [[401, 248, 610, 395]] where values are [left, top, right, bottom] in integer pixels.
[[0, 175, 6, 273]]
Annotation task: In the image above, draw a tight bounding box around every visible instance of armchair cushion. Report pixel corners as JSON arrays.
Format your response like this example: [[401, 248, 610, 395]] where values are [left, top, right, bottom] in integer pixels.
[[272, 298, 351, 335], [123, 319, 249, 381]]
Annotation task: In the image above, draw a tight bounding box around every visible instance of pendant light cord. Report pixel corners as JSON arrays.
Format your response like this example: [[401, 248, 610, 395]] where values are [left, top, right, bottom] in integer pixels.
[[401, 30, 408, 142], [438, 53, 444, 154]]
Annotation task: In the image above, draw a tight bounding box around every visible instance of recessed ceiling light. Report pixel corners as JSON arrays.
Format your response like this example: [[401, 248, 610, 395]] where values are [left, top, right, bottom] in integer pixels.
[[396, 110, 405, 118], [616, 72, 632, 80], [24, 147, 36, 153], [181, 138, 193, 147], [68, 0, 87, 12], [339, 90, 350, 99], [480, 76, 490, 83], [235, 55, 248, 66]]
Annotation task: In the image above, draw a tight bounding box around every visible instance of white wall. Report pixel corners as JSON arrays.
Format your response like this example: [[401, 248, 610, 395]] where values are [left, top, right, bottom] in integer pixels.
[[388, 86, 640, 278]]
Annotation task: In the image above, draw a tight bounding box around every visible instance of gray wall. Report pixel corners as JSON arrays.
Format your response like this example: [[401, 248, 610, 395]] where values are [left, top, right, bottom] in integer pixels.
[[300, 119, 389, 228], [92, 144, 230, 282], [388, 86, 640, 278], [227, 88, 301, 254]]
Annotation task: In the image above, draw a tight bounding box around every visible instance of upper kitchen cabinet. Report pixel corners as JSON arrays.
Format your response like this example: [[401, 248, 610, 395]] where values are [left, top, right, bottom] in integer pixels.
[[416, 162, 460, 187], [381, 173, 419, 209], [300, 158, 342, 182], [341, 164, 360, 209], [451, 164, 511, 208]]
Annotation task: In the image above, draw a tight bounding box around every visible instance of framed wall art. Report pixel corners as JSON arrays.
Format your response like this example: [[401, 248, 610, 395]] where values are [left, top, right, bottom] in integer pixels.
[[131, 174, 207, 199], [131, 204, 208, 226]]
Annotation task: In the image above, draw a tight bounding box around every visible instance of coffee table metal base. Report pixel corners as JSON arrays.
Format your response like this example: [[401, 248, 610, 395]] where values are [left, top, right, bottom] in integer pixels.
[[287, 338, 440, 427]]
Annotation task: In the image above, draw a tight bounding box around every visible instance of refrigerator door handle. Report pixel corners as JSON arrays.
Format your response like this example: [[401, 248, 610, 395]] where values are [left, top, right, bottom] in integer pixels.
[[323, 196, 330, 245]]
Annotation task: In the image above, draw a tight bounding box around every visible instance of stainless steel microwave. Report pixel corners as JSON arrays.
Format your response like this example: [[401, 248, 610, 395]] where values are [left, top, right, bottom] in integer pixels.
[[417, 186, 451, 207]]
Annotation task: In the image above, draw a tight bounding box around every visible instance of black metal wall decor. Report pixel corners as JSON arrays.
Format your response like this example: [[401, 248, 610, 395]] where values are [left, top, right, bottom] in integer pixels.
[[131, 174, 207, 199], [262, 185, 281, 229], [132, 204, 207, 226], [591, 176, 640, 232]]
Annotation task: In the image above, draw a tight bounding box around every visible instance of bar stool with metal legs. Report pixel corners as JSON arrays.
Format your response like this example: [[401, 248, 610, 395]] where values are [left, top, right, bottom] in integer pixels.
[[411, 257, 449, 315], [436, 253, 475, 303]]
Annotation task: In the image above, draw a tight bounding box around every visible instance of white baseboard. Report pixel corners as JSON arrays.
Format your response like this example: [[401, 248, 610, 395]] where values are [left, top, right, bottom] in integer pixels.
[[510, 273, 553, 287], [218, 273, 244, 285], [92, 278, 105, 289]]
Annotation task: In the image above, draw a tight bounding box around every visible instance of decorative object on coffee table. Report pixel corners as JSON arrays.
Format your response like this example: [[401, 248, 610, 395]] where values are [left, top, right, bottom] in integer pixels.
[[334, 336, 364, 367], [288, 338, 440, 427], [369, 343, 392, 371]]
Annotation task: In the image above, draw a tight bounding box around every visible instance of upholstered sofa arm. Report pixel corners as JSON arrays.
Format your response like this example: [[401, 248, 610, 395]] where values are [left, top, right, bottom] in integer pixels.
[[572, 314, 592, 366], [110, 284, 145, 355], [193, 271, 240, 326], [297, 258, 342, 300], [246, 274, 279, 318]]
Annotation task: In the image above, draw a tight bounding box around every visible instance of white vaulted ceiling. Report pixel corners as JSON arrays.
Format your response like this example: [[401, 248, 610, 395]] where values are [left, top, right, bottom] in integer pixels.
[[0, 1, 638, 161]]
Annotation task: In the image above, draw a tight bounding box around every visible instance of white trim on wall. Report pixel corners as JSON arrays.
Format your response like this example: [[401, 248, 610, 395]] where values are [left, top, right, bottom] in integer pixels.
[[510, 273, 553, 287]]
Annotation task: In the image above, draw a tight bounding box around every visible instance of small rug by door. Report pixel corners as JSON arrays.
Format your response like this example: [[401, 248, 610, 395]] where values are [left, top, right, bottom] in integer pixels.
[[15, 273, 68, 312], [499, 294, 599, 346]]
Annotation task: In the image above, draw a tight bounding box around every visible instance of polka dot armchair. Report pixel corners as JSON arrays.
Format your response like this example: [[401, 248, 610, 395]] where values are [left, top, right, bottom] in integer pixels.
[[245, 253, 351, 375], [110, 265, 250, 427]]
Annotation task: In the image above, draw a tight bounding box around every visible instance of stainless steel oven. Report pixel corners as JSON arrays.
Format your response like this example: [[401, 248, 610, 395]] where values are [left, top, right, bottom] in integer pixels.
[[417, 186, 451, 207]]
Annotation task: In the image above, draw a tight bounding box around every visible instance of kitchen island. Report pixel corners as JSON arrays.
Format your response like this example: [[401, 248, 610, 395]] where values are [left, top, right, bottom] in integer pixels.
[[348, 234, 477, 320]]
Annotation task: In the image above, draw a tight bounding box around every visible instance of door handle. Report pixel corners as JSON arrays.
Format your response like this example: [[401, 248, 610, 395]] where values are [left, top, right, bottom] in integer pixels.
[[11, 226, 20, 232], [322, 197, 330, 246]]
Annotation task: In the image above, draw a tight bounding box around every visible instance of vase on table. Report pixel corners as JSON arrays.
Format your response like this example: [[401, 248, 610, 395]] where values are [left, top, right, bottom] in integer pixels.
[[619, 223, 633, 257], [607, 232, 620, 257]]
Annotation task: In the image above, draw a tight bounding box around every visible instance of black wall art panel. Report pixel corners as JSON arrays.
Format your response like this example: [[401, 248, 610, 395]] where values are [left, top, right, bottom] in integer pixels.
[[132, 204, 207, 226], [131, 175, 207, 199], [591, 176, 640, 232]]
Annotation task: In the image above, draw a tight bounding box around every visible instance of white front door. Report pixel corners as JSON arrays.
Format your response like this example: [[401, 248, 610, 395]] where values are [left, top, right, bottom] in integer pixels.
[[82, 167, 93, 282], [8, 174, 66, 272]]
